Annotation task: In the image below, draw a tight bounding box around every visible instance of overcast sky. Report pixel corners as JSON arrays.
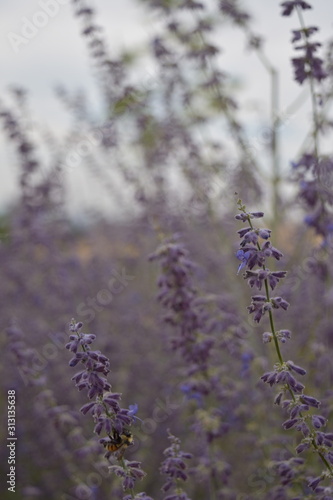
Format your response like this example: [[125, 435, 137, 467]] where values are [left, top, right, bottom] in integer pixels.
[[1, 0, 333, 218]]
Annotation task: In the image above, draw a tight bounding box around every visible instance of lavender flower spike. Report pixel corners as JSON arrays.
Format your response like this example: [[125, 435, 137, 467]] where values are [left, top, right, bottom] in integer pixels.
[[160, 430, 193, 500], [235, 199, 333, 490], [66, 319, 149, 496]]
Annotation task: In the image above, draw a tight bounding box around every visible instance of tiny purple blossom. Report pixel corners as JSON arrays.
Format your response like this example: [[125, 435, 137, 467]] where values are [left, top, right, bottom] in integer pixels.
[[308, 475, 323, 491], [262, 332, 272, 343], [283, 417, 301, 430], [236, 249, 251, 274], [312, 414, 327, 429], [276, 329, 291, 343], [280, 1, 312, 17], [300, 395, 321, 408], [296, 442, 310, 453], [286, 360, 307, 376], [274, 392, 284, 405], [291, 26, 318, 42], [235, 211, 264, 222], [160, 431, 192, 497]]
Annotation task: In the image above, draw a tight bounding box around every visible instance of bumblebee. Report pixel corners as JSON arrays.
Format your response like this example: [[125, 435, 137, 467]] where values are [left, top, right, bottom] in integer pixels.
[[103, 429, 134, 459]]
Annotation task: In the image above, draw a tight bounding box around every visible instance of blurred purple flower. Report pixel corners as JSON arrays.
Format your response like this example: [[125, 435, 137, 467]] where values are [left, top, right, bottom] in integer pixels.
[[160, 430, 192, 499], [236, 249, 251, 274], [280, 1, 312, 17]]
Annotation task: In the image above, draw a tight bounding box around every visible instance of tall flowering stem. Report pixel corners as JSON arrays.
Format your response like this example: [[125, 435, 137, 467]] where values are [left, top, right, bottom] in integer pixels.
[[160, 430, 193, 500], [281, 0, 326, 156], [281, 1, 333, 241], [66, 319, 147, 498], [235, 198, 333, 492], [150, 235, 248, 498]]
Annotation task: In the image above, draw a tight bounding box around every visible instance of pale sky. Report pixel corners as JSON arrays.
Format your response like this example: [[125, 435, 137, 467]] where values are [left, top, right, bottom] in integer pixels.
[[1, 0, 332, 219]]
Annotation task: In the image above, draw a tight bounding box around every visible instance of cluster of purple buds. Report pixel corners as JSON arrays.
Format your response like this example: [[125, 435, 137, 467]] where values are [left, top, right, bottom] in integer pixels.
[[273, 457, 305, 488], [291, 153, 333, 239], [247, 294, 289, 324], [66, 319, 133, 437], [160, 430, 193, 500], [280, 0, 327, 84], [149, 237, 213, 368], [235, 209, 289, 325], [65, 320, 151, 496], [109, 460, 147, 494], [219, 0, 250, 27], [235, 204, 333, 490], [123, 494, 154, 500]]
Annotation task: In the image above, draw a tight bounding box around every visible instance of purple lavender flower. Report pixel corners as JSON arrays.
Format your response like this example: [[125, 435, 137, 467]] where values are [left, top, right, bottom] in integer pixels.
[[219, 0, 250, 26], [149, 238, 210, 365], [292, 48, 327, 84], [273, 456, 305, 486], [308, 475, 324, 491], [236, 249, 251, 274], [123, 494, 154, 500], [280, 0, 327, 85], [66, 319, 149, 495], [280, 1, 312, 17], [160, 430, 192, 500], [66, 320, 134, 436], [108, 460, 147, 492], [291, 152, 333, 240], [291, 26, 318, 42], [150, 235, 249, 496], [235, 199, 333, 490]]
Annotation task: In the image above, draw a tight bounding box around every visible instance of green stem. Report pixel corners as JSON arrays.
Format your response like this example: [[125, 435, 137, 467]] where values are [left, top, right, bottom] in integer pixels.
[[264, 281, 283, 365]]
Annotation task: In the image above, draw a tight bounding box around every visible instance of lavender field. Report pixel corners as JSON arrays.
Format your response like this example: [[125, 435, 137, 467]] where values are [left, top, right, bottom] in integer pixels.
[[2, 0, 333, 498]]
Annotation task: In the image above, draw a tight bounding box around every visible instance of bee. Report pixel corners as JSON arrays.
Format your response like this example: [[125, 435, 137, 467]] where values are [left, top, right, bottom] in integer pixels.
[[103, 429, 134, 459]]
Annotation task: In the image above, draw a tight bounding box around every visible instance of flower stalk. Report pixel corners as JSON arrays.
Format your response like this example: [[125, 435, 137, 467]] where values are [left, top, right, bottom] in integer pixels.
[[235, 198, 333, 491], [66, 319, 148, 497]]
